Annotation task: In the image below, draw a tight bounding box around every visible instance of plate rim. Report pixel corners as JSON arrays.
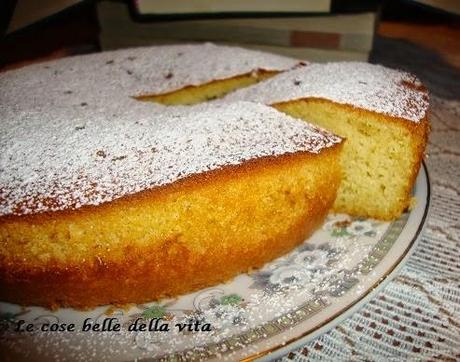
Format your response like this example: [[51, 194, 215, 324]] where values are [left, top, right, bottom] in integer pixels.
[[245, 161, 431, 362]]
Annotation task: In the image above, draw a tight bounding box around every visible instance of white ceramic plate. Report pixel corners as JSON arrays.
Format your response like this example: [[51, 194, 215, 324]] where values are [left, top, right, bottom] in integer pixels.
[[0, 163, 430, 362]]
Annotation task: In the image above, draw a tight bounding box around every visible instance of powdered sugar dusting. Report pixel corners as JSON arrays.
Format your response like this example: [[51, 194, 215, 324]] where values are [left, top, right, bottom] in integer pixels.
[[0, 44, 310, 217], [0, 43, 298, 110], [222, 62, 429, 122], [1, 45, 427, 217], [0, 100, 341, 217]]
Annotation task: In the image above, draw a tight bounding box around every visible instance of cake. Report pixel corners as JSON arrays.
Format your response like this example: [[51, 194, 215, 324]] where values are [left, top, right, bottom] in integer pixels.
[[0, 43, 429, 309], [0, 44, 343, 309]]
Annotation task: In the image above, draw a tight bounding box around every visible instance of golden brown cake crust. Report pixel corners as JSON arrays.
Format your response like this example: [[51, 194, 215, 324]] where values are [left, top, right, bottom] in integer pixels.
[[0, 146, 343, 309]]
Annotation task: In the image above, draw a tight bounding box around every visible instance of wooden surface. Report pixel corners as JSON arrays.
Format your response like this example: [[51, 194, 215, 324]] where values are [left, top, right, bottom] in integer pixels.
[[379, 20, 460, 68], [372, 14, 460, 100]]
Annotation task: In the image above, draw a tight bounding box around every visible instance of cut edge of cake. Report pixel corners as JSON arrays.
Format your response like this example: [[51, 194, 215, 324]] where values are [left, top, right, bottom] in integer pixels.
[[134, 69, 283, 105], [273, 97, 429, 220]]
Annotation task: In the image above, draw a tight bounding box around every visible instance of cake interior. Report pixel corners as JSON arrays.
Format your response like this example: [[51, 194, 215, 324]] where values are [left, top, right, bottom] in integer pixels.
[[274, 99, 428, 220], [135, 70, 279, 105]]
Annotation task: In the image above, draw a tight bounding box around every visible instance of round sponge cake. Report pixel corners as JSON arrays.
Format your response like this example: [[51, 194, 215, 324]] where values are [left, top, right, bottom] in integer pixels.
[[1, 43, 429, 309]]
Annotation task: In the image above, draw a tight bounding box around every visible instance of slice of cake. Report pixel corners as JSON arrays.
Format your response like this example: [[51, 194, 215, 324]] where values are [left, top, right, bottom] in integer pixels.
[[222, 62, 430, 220]]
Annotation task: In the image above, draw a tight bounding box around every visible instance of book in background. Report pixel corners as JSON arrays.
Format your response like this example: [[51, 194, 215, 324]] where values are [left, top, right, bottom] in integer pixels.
[[98, 1, 377, 62], [134, 0, 331, 17]]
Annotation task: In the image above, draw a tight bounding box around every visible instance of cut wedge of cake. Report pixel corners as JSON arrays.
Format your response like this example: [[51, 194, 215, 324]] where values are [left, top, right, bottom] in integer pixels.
[[222, 62, 430, 220]]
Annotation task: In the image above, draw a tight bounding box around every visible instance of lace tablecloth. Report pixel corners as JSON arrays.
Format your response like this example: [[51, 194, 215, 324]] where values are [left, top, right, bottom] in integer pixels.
[[281, 96, 460, 361]]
